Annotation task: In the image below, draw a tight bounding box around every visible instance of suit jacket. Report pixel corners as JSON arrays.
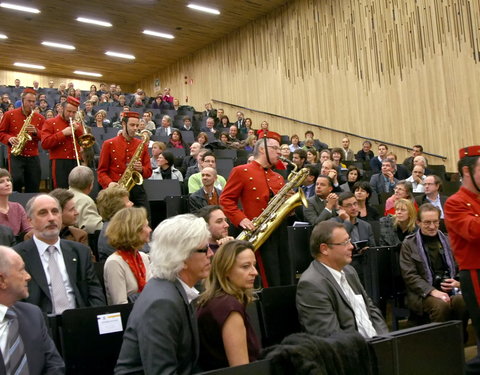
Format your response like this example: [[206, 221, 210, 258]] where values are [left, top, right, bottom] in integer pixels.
[[330, 217, 376, 247], [369, 157, 383, 174], [115, 278, 199, 375], [25, 226, 89, 248], [369, 173, 398, 194], [155, 126, 178, 138], [415, 194, 448, 209], [189, 187, 222, 213], [394, 164, 410, 180], [296, 261, 388, 337], [303, 195, 336, 225], [14, 239, 106, 314], [0, 224, 15, 247], [0, 302, 64, 375]]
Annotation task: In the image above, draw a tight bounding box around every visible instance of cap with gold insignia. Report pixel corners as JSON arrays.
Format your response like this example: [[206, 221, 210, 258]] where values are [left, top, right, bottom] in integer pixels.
[[459, 146, 480, 159]]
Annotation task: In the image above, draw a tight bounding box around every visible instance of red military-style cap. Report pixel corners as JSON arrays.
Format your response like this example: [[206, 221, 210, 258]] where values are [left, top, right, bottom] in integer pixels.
[[122, 111, 140, 119], [66, 96, 80, 107], [262, 131, 281, 144], [459, 146, 480, 159], [22, 88, 36, 95]]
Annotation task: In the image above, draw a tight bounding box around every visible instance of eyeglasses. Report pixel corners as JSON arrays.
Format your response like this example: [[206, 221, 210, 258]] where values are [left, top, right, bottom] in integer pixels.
[[326, 238, 352, 247], [194, 245, 210, 254], [421, 220, 440, 226], [267, 146, 280, 151]]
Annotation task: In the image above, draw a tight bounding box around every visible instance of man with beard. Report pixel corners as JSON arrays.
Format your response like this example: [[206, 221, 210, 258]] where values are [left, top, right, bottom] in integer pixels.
[[196, 205, 232, 253]]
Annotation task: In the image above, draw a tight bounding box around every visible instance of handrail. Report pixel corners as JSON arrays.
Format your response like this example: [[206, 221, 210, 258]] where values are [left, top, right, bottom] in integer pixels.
[[212, 99, 447, 161]]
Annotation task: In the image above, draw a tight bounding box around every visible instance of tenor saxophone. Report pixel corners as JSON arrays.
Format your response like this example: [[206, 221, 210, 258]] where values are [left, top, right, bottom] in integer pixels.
[[11, 112, 34, 156], [236, 156, 309, 250], [118, 130, 151, 192]]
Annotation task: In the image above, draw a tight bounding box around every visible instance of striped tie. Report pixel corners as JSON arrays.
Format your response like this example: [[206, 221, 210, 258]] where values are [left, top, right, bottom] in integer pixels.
[[47, 246, 70, 315], [4, 309, 29, 375]]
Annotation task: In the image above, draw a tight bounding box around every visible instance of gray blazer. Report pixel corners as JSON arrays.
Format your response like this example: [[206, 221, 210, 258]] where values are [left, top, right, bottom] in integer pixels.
[[330, 217, 376, 247], [303, 195, 336, 226], [369, 173, 398, 194], [296, 261, 388, 337], [115, 278, 199, 375]]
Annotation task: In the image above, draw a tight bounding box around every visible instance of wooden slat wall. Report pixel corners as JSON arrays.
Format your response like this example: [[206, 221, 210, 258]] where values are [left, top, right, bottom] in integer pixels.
[[136, 0, 479, 171]]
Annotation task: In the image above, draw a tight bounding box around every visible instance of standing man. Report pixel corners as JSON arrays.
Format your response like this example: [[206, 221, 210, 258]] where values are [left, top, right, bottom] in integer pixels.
[[445, 146, 480, 374], [41, 96, 84, 189], [97, 111, 152, 212], [0, 246, 65, 374], [220, 132, 290, 287], [341, 137, 355, 161], [0, 88, 45, 193]]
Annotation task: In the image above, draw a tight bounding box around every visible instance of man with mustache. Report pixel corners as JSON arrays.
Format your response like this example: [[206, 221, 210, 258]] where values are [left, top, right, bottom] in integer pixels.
[[13, 194, 105, 314]]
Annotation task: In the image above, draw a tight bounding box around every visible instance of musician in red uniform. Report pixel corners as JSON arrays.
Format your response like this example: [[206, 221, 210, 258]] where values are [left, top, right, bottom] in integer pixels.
[[0, 88, 44, 192], [220, 131, 293, 287], [445, 145, 480, 375], [41, 96, 84, 189], [97, 111, 152, 214]]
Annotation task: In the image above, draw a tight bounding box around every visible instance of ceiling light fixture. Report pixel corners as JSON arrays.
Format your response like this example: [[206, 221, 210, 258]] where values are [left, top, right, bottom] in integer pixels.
[[105, 51, 135, 59], [42, 41, 75, 50], [0, 34, 7, 39], [76, 17, 112, 27], [0, 2, 40, 13], [187, 3, 220, 15], [13, 62, 45, 70], [143, 30, 174, 39], [74, 70, 102, 77]]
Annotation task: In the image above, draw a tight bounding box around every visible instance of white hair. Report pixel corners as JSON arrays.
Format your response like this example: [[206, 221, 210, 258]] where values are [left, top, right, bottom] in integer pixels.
[[149, 214, 210, 281]]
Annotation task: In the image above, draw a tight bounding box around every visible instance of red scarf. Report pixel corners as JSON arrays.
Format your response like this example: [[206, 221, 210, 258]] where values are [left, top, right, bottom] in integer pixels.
[[117, 250, 147, 292], [170, 140, 183, 148]]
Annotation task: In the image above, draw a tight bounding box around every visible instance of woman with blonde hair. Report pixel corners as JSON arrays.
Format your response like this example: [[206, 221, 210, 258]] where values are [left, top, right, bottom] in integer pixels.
[[197, 240, 261, 370], [104, 207, 151, 304], [379, 198, 417, 246]]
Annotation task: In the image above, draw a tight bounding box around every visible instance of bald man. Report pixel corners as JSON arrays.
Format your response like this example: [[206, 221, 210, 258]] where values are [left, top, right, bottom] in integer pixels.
[[189, 167, 222, 213]]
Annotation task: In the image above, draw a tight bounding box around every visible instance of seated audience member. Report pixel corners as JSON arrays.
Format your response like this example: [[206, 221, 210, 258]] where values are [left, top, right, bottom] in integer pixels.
[[93, 109, 110, 128], [303, 175, 338, 226], [201, 117, 218, 137], [150, 151, 183, 181], [68, 166, 103, 234], [321, 160, 343, 191], [301, 138, 317, 154], [151, 94, 164, 109], [355, 140, 374, 162], [203, 102, 217, 119], [303, 130, 328, 150], [331, 192, 376, 250], [289, 134, 301, 152], [197, 240, 260, 370], [369, 160, 398, 195], [300, 165, 320, 198], [379, 198, 417, 246], [0, 224, 15, 246], [306, 149, 319, 165], [115, 214, 212, 374], [256, 120, 270, 139], [340, 165, 361, 192], [406, 165, 427, 192], [216, 116, 231, 132], [385, 152, 410, 180], [353, 181, 380, 221], [96, 186, 134, 261], [290, 149, 307, 172], [185, 148, 208, 180], [150, 141, 166, 169], [0, 246, 66, 373], [154, 115, 177, 137], [167, 129, 188, 149], [280, 144, 291, 159], [319, 149, 332, 164], [142, 111, 156, 131], [413, 155, 433, 175], [415, 175, 447, 219], [188, 151, 226, 194], [196, 205, 232, 252], [384, 180, 417, 216], [182, 142, 202, 175], [233, 111, 245, 129], [0, 169, 32, 239], [331, 148, 347, 170], [218, 133, 230, 148], [296, 221, 388, 338], [104, 207, 151, 305], [14, 194, 105, 314], [228, 125, 242, 144], [189, 167, 222, 213], [180, 116, 194, 133], [197, 132, 209, 147], [370, 143, 389, 174], [403, 144, 425, 172], [244, 135, 257, 153], [400, 204, 467, 329], [341, 137, 355, 161]]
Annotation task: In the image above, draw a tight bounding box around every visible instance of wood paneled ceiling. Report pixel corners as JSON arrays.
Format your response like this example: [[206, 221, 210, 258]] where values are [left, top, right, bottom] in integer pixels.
[[0, 0, 288, 85]]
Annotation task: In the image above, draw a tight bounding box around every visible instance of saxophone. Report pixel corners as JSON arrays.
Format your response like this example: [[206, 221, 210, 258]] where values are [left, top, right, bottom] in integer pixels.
[[118, 130, 151, 192], [236, 157, 309, 251], [11, 112, 34, 156]]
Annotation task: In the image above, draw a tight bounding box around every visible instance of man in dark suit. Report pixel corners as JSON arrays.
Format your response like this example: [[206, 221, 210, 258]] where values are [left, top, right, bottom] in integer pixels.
[[14, 194, 105, 315], [296, 221, 388, 338], [300, 164, 319, 198], [115, 214, 213, 374], [415, 175, 447, 218], [303, 175, 339, 225], [154, 115, 177, 137], [0, 246, 65, 374], [369, 160, 398, 194], [189, 167, 222, 213]]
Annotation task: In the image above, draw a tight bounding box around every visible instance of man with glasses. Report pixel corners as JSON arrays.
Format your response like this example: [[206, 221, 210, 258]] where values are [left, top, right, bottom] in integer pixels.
[[416, 175, 447, 218], [296, 221, 387, 337], [400, 204, 467, 329]]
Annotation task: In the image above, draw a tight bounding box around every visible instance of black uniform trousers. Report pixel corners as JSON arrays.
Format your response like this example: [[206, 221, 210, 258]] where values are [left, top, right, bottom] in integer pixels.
[[51, 159, 78, 189], [460, 269, 480, 375], [10, 154, 41, 193]]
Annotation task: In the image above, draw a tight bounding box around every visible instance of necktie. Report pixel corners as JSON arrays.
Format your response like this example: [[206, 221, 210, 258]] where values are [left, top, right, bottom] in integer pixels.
[[47, 246, 70, 315], [340, 273, 357, 307], [4, 309, 29, 375]]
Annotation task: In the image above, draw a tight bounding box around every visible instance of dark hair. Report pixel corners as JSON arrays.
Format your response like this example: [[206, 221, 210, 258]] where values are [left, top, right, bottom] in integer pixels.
[[317, 175, 334, 188], [458, 155, 480, 178], [161, 151, 174, 167], [347, 165, 361, 180], [331, 148, 343, 160], [378, 143, 388, 150], [0, 168, 11, 180], [49, 188, 74, 210], [196, 205, 223, 223], [305, 130, 314, 137], [201, 150, 215, 162], [413, 144, 424, 152], [170, 129, 183, 142], [293, 149, 307, 160], [305, 164, 319, 180], [417, 203, 441, 221], [338, 191, 355, 206], [183, 116, 192, 122], [353, 181, 373, 203], [362, 140, 372, 146], [427, 174, 443, 192], [220, 115, 230, 124], [310, 221, 345, 257]]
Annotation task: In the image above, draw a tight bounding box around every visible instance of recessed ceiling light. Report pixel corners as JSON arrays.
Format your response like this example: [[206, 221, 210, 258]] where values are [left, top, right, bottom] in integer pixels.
[[0, 2, 40, 13], [105, 51, 135, 60], [74, 70, 102, 77], [187, 3, 220, 15], [0, 34, 7, 39], [14, 62, 45, 70], [42, 41, 75, 50], [143, 30, 174, 39], [76, 17, 112, 27]]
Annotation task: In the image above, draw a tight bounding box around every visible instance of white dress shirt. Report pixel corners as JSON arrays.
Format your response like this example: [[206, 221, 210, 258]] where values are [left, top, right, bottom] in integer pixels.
[[0, 304, 9, 356], [177, 277, 199, 304]]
